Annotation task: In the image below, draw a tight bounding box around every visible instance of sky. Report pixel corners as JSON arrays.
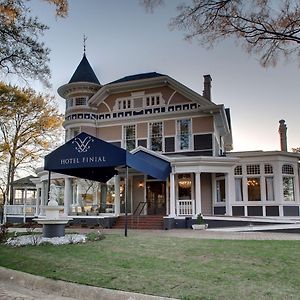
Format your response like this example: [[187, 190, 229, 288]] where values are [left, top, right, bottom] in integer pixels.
[[10, 0, 300, 152]]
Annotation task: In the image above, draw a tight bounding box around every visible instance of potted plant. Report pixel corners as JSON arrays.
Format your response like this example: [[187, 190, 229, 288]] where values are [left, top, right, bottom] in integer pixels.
[[192, 213, 208, 230]]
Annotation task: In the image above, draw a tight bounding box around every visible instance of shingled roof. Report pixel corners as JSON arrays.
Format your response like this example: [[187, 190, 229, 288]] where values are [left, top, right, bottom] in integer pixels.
[[69, 54, 100, 85], [109, 72, 165, 84]]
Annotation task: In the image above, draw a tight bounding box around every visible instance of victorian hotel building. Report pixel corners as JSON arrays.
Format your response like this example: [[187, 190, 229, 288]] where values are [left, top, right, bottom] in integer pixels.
[[6, 54, 300, 229]]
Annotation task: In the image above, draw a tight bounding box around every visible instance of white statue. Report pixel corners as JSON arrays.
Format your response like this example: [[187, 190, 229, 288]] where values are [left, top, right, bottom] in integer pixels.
[[48, 183, 59, 206]]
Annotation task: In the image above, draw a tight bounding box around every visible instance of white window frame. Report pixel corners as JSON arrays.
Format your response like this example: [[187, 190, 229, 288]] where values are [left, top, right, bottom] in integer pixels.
[[123, 124, 136, 151], [148, 122, 163, 152], [176, 118, 192, 151], [282, 164, 295, 202], [144, 94, 162, 108]]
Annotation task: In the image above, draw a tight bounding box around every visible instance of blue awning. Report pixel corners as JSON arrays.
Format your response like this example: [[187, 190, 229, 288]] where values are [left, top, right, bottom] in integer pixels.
[[44, 132, 170, 182], [128, 150, 171, 181]]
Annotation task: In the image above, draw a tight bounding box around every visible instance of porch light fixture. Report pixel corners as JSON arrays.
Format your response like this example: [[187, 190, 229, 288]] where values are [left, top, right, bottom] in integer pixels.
[[178, 177, 192, 189], [138, 181, 144, 188]]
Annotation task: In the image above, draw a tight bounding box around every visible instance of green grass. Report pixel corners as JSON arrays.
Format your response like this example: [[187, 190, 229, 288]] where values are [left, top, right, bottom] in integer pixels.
[[1, 233, 300, 299]]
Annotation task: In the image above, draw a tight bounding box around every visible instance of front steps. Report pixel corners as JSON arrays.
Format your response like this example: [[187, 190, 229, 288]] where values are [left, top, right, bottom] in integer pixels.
[[113, 215, 164, 230]]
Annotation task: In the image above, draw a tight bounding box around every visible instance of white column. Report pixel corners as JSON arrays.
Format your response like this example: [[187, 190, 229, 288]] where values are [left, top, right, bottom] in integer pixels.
[[169, 173, 176, 216], [166, 177, 169, 216], [40, 182, 46, 215], [64, 178, 72, 216], [225, 169, 235, 216], [114, 175, 120, 215], [273, 161, 284, 216], [195, 172, 201, 216], [35, 187, 40, 216], [76, 182, 80, 205], [24, 188, 27, 205]]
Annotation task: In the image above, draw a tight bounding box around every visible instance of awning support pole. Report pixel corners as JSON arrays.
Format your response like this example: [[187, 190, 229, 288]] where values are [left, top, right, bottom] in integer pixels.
[[124, 166, 128, 237], [47, 171, 51, 203]]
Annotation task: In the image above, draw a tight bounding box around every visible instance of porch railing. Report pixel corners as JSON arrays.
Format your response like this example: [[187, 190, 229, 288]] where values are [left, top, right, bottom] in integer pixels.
[[177, 199, 195, 216], [4, 204, 37, 223]]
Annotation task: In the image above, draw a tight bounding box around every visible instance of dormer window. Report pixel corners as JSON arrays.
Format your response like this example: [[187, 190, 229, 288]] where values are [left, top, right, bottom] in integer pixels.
[[146, 95, 161, 107], [75, 97, 87, 106], [118, 99, 132, 110], [114, 93, 164, 112]]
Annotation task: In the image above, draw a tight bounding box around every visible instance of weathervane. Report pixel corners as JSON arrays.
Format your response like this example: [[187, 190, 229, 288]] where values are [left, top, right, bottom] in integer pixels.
[[83, 34, 87, 55]]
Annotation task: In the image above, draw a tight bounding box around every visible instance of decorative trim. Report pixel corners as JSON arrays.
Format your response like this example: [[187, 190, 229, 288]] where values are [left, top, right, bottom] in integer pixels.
[[65, 102, 200, 122]]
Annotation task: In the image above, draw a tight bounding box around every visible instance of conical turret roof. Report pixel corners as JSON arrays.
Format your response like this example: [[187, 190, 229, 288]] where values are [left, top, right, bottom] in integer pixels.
[[69, 54, 100, 85]]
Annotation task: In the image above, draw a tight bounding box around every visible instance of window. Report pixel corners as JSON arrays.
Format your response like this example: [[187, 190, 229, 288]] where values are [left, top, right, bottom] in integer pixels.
[[234, 166, 242, 175], [124, 125, 136, 151], [265, 177, 274, 201], [282, 164, 294, 175], [72, 179, 116, 214], [178, 173, 192, 200], [283, 177, 295, 201], [145, 95, 161, 107], [282, 164, 295, 201], [177, 119, 191, 150], [75, 97, 87, 106], [149, 122, 163, 151], [247, 178, 261, 201], [235, 178, 243, 201], [216, 179, 225, 202], [247, 165, 260, 175], [264, 164, 273, 174], [118, 99, 132, 110]]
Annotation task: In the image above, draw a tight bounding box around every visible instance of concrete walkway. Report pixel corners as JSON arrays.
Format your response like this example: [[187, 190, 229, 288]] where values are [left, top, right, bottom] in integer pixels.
[[2, 228, 300, 299], [81, 228, 300, 240], [10, 227, 300, 240]]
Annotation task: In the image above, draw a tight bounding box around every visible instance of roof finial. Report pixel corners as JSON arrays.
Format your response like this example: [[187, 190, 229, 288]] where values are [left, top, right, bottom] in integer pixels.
[[83, 34, 87, 56]]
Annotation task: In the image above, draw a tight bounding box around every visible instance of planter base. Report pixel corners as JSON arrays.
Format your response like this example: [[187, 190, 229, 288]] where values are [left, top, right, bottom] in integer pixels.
[[192, 224, 208, 230]]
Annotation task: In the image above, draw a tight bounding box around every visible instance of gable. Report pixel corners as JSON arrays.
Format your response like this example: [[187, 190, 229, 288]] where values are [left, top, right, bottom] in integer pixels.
[[89, 74, 213, 109]]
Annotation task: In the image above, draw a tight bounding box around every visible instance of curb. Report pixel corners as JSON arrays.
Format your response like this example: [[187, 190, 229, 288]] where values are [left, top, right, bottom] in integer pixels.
[[0, 267, 177, 300]]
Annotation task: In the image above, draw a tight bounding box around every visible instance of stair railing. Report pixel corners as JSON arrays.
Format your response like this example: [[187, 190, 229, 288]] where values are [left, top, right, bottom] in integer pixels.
[[133, 201, 147, 216]]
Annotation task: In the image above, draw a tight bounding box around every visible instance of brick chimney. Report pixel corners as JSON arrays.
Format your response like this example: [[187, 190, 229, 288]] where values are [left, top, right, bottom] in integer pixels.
[[278, 119, 287, 151], [203, 74, 212, 101]]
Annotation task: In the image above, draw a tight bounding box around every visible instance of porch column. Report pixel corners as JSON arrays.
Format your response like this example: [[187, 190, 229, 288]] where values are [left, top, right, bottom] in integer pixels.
[[273, 161, 284, 216], [24, 188, 28, 204], [225, 169, 235, 216], [35, 187, 40, 216], [169, 173, 176, 217], [114, 175, 120, 215], [40, 182, 46, 215], [64, 178, 72, 216], [195, 172, 202, 216], [76, 182, 80, 205]]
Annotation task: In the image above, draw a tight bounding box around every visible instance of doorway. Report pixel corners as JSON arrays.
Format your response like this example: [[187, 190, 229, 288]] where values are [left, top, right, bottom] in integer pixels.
[[146, 181, 166, 215]]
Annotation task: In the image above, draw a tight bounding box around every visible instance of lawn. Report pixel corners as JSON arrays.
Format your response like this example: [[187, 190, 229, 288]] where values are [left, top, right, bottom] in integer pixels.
[[0, 232, 300, 300]]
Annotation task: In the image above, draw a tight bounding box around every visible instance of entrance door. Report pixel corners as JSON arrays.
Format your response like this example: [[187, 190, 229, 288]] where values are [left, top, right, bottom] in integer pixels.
[[146, 181, 166, 215]]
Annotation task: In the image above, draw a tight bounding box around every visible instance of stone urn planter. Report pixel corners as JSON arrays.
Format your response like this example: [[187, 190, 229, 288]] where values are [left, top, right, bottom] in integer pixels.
[[192, 213, 208, 230], [192, 224, 208, 230]]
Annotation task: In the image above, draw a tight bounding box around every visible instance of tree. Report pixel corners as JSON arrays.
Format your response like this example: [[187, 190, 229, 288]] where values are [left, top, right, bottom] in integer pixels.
[[0, 82, 63, 204], [141, 0, 300, 67], [292, 147, 300, 152], [0, 0, 68, 84]]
